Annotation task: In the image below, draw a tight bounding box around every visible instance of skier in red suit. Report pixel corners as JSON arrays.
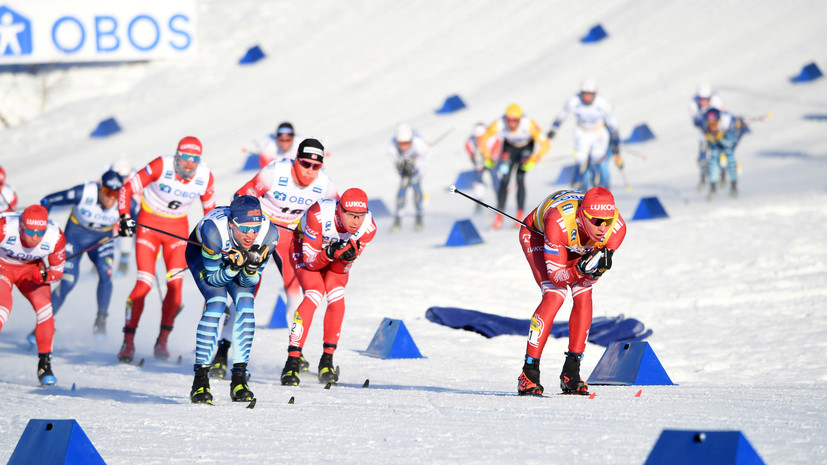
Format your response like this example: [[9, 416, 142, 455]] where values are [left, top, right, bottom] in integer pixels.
[[517, 187, 626, 396], [115, 136, 216, 363]]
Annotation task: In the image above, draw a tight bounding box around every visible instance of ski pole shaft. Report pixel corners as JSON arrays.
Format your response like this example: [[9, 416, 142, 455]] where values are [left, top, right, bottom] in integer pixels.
[[66, 235, 117, 260], [618, 167, 632, 192], [449, 185, 543, 236], [745, 111, 772, 124], [428, 127, 455, 148], [135, 221, 201, 247], [621, 147, 649, 161]]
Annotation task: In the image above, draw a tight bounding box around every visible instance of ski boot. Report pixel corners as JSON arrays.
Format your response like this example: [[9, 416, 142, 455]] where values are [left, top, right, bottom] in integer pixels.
[[517, 356, 543, 396], [154, 326, 172, 361], [26, 329, 36, 349], [93, 315, 107, 338], [318, 353, 339, 384], [117, 256, 130, 276], [392, 215, 401, 232], [492, 214, 503, 230], [281, 355, 302, 386], [230, 363, 255, 402], [299, 354, 310, 373], [37, 353, 57, 386], [513, 210, 524, 228], [707, 182, 717, 201], [414, 213, 423, 232], [209, 339, 231, 379], [560, 352, 589, 395], [190, 365, 213, 404], [730, 181, 738, 198], [117, 330, 136, 363]]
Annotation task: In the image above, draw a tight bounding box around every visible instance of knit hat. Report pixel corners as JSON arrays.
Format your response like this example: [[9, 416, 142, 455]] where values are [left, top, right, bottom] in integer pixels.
[[229, 195, 265, 224], [176, 136, 202, 156], [21, 205, 49, 231], [580, 187, 616, 219], [339, 188, 369, 213], [296, 138, 324, 164]]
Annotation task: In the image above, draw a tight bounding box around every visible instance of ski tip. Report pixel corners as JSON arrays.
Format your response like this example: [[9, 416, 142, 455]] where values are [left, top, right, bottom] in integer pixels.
[[288, 396, 295, 405], [324, 382, 332, 390], [449, 185, 456, 193], [71, 383, 76, 391], [137, 358, 145, 368], [362, 379, 370, 388], [246, 398, 257, 409]]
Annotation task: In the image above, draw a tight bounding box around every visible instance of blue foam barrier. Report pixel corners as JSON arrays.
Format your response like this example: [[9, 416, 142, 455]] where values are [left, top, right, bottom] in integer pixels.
[[268, 293, 289, 328], [367, 198, 392, 218], [239, 45, 265, 65], [89, 117, 121, 138], [445, 219, 483, 247], [362, 318, 424, 359], [623, 123, 655, 143], [435, 94, 467, 114], [8, 419, 106, 465], [581, 24, 608, 43], [790, 62, 823, 83], [632, 196, 668, 220], [587, 341, 674, 385], [803, 113, 827, 121], [552, 163, 583, 185], [241, 152, 260, 171], [644, 430, 766, 465], [453, 170, 483, 191]]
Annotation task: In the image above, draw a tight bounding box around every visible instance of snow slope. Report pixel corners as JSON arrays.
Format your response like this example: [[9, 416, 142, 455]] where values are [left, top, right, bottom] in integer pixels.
[[1, 1, 826, 463]]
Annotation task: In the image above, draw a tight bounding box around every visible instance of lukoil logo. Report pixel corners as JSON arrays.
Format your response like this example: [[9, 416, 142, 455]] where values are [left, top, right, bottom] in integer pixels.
[[0, 6, 32, 56]]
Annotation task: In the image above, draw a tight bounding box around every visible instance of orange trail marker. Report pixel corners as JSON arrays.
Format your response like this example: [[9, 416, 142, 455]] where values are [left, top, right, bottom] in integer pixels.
[[589, 392, 596, 399], [634, 390, 642, 397]]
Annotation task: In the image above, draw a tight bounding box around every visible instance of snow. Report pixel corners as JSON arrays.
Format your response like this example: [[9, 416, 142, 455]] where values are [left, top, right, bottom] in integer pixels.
[[1, 0, 827, 463]]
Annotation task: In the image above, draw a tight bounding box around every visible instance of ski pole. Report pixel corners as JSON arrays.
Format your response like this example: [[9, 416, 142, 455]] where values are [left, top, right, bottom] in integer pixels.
[[745, 111, 772, 124], [621, 147, 649, 161], [135, 221, 202, 247], [66, 235, 117, 260], [618, 166, 632, 192], [428, 127, 455, 148], [449, 185, 543, 236]]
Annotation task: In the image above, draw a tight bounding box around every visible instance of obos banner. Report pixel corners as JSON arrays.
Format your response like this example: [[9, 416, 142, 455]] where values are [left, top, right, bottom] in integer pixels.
[[0, 0, 196, 64]]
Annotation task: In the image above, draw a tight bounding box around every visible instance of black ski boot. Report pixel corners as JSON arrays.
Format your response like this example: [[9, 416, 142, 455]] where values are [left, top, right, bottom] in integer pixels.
[[318, 353, 339, 384], [299, 354, 310, 372], [414, 213, 423, 232], [560, 352, 589, 395], [190, 365, 213, 404], [209, 339, 230, 379], [281, 355, 302, 386], [230, 363, 254, 402], [93, 315, 107, 337], [37, 353, 57, 386], [730, 181, 738, 198], [517, 356, 543, 396]]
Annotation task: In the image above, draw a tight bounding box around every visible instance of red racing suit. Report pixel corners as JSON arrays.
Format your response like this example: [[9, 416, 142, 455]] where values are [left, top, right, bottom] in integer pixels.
[[0, 213, 66, 354], [519, 190, 626, 357], [286, 199, 376, 356]]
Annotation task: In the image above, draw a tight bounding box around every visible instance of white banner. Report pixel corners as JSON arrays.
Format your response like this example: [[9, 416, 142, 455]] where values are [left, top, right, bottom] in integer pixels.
[[0, 0, 197, 64]]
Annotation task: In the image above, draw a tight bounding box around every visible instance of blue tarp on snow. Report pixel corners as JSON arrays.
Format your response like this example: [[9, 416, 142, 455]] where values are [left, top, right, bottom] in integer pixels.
[[425, 307, 651, 347]]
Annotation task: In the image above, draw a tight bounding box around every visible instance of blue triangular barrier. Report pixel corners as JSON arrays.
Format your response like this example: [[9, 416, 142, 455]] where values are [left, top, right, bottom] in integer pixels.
[[632, 197, 668, 220], [587, 341, 675, 385], [241, 152, 260, 171], [362, 318, 424, 359], [623, 123, 655, 143], [644, 430, 766, 465], [581, 24, 608, 43], [790, 62, 823, 83], [453, 170, 483, 191], [435, 94, 467, 114], [552, 163, 583, 185], [8, 419, 106, 465], [268, 293, 289, 328], [239, 45, 265, 65], [367, 198, 392, 218], [445, 219, 483, 247], [90, 117, 121, 138]]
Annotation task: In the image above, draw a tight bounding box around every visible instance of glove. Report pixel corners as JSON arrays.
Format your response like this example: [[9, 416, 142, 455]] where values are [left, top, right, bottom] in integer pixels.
[[591, 249, 613, 278], [546, 129, 556, 140], [325, 238, 359, 262], [521, 159, 536, 172], [243, 244, 269, 274], [575, 248, 603, 278], [484, 158, 495, 170], [226, 248, 247, 272], [117, 214, 136, 237], [32, 265, 60, 285], [614, 155, 624, 169]]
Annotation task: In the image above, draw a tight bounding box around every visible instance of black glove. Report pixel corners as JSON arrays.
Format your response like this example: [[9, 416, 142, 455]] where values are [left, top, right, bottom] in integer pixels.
[[575, 248, 603, 278], [591, 249, 614, 278], [325, 238, 359, 262], [244, 244, 269, 274], [226, 248, 248, 272], [546, 129, 556, 140], [118, 214, 136, 237]]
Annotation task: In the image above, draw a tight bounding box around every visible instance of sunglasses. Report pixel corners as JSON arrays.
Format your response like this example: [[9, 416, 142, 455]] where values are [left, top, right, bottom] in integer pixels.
[[101, 186, 119, 198], [178, 152, 201, 163], [297, 160, 322, 170], [583, 211, 613, 227], [277, 135, 294, 141], [232, 219, 261, 234], [23, 227, 47, 237]]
